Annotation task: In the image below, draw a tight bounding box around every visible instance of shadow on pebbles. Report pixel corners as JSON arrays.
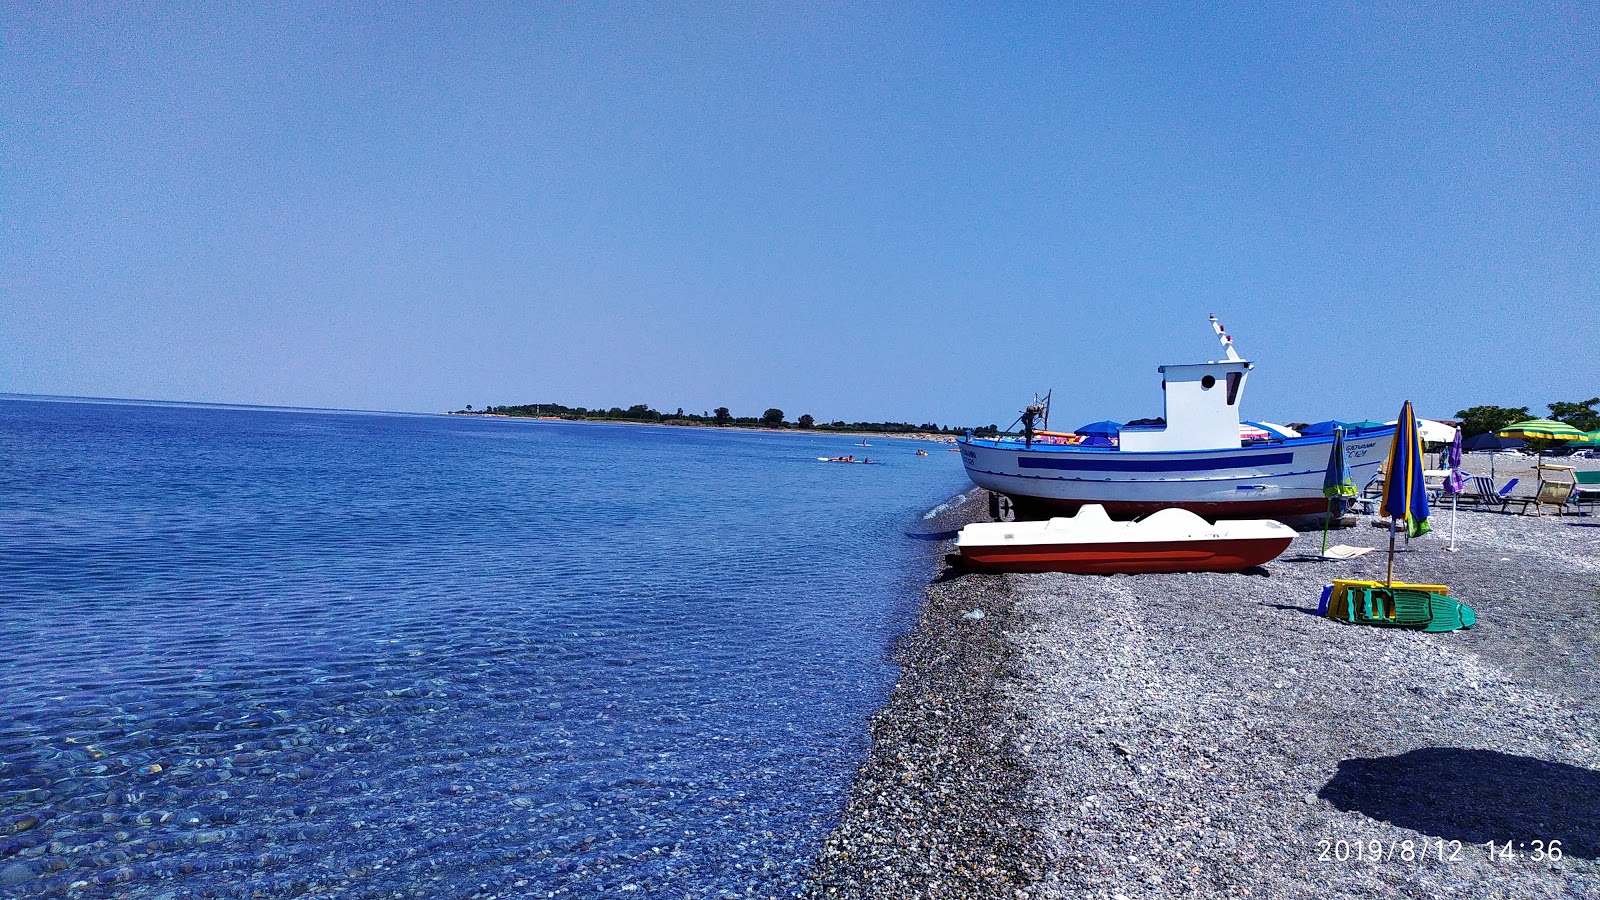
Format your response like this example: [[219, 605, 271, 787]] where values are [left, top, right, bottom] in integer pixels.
[[807, 502, 1600, 899]]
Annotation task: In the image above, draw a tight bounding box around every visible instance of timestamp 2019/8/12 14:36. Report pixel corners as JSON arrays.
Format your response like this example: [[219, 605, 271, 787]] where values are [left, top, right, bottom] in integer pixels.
[[1318, 838, 1563, 864]]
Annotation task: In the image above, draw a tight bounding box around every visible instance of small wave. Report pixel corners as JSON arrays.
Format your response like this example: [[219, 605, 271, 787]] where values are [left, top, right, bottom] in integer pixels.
[[922, 488, 980, 520]]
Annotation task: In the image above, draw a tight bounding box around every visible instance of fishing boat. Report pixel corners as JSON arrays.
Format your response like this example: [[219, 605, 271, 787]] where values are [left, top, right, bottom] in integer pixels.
[[956, 504, 1295, 574], [957, 317, 1395, 518]]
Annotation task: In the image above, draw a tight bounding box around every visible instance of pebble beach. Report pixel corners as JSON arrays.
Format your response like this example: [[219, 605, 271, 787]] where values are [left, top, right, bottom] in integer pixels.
[[809, 462, 1600, 899]]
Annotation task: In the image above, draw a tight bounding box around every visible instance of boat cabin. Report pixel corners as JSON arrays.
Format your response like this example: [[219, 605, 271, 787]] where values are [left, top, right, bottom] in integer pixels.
[[1118, 359, 1253, 452]]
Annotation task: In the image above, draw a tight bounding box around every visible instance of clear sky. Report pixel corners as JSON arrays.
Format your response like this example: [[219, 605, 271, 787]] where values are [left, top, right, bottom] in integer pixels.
[[4, 3, 1596, 428]]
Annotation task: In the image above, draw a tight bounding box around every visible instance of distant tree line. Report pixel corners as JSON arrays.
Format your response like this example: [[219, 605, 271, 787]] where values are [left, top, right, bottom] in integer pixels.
[[452, 402, 1000, 436], [1455, 398, 1598, 438]]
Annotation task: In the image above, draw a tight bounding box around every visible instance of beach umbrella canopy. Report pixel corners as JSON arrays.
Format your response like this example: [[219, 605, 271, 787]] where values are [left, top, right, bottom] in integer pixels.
[[1566, 431, 1600, 448], [1346, 420, 1386, 430], [1415, 419, 1458, 445], [1300, 420, 1347, 436], [1497, 419, 1585, 443], [1075, 420, 1122, 437], [1245, 420, 1300, 439], [1380, 401, 1431, 538], [1462, 432, 1525, 452]]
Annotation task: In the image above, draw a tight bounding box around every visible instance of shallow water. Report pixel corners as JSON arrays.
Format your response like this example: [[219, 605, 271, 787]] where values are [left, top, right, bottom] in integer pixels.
[[0, 398, 965, 898]]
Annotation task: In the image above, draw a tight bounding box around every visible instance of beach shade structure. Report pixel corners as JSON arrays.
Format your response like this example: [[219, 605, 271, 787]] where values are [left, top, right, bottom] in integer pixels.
[[1321, 427, 1358, 556], [1300, 420, 1348, 436], [1565, 431, 1600, 448], [1497, 418, 1585, 443], [1075, 420, 1121, 447], [1462, 432, 1526, 452], [1415, 419, 1458, 445], [1444, 429, 1468, 552], [1346, 420, 1386, 430], [1497, 418, 1585, 469], [1380, 401, 1431, 586], [1075, 420, 1122, 437], [1245, 420, 1300, 440]]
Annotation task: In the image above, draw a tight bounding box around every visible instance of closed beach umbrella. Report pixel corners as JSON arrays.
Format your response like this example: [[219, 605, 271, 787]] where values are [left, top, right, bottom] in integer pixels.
[[1320, 427, 1357, 555], [1380, 401, 1431, 585], [1444, 429, 1467, 551]]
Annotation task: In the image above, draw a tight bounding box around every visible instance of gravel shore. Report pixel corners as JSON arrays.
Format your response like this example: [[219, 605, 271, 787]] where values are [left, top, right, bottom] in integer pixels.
[[808, 488, 1600, 898]]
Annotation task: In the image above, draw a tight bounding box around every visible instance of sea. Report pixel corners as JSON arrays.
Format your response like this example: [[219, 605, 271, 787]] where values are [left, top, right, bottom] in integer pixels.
[[0, 397, 969, 898]]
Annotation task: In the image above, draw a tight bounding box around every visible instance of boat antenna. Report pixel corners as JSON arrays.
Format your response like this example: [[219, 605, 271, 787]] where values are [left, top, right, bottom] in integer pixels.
[[1209, 313, 1242, 362]]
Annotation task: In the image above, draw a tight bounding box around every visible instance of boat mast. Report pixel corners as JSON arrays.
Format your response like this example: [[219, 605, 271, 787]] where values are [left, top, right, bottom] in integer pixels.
[[1209, 314, 1242, 362]]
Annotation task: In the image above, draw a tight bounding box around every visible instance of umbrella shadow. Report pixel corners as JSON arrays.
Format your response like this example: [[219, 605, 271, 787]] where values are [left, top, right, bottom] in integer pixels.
[[1263, 602, 1320, 617], [1318, 748, 1600, 859]]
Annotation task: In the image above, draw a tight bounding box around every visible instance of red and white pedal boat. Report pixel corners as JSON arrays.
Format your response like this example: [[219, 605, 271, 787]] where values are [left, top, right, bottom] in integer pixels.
[[956, 503, 1295, 574]]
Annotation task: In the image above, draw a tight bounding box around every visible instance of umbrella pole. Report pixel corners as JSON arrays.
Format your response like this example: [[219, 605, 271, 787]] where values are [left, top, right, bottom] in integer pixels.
[[1448, 492, 1458, 552], [1321, 499, 1331, 556], [1386, 517, 1396, 587]]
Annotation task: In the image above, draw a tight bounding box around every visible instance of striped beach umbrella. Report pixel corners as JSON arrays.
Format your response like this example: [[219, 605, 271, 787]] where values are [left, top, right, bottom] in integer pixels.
[[1498, 418, 1585, 468], [1564, 430, 1600, 448], [1497, 418, 1584, 443], [1380, 401, 1430, 585]]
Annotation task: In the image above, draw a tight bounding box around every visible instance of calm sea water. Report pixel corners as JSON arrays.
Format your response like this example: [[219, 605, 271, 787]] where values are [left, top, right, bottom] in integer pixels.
[[0, 398, 966, 898]]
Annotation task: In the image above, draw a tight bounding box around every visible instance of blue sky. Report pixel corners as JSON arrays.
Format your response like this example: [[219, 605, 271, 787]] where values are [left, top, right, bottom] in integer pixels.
[[3, 3, 1595, 427]]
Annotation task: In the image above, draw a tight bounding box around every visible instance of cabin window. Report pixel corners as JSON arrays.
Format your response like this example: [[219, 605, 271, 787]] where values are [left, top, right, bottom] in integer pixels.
[[1201, 375, 1216, 389], [1226, 371, 1242, 405]]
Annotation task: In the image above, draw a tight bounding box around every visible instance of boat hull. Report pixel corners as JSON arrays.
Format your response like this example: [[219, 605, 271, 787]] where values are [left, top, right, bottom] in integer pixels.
[[959, 535, 1294, 574], [958, 429, 1394, 519]]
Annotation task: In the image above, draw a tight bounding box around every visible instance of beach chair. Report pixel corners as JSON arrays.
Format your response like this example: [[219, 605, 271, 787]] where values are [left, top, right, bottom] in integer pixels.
[[1574, 471, 1600, 513], [1467, 475, 1518, 511], [1513, 479, 1577, 517]]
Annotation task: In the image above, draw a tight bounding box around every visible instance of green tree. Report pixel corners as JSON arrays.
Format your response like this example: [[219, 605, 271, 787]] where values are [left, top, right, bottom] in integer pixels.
[[797, 413, 814, 429], [713, 407, 733, 426], [761, 408, 785, 427], [1455, 405, 1531, 437], [1548, 398, 1600, 433]]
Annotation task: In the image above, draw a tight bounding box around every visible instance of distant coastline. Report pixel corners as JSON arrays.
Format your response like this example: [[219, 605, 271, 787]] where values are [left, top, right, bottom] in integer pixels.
[[449, 402, 1003, 441]]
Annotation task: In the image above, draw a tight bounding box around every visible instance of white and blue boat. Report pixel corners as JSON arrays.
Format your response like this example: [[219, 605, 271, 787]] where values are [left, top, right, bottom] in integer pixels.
[[958, 317, 1395, 519]]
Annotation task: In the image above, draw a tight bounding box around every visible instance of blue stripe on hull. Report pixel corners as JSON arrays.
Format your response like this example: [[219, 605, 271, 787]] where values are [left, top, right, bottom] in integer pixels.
[[1017, 452, 1295, 473], [967, 466, 1329, 485]]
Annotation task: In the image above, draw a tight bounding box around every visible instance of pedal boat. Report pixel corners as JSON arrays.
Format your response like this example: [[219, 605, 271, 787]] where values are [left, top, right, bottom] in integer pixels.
[[956, 504, 1295, 574]]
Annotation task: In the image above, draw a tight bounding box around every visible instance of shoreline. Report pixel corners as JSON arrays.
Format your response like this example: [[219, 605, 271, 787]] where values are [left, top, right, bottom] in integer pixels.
[[449, 412, 964, 443], [806, 494, 1600, 897]]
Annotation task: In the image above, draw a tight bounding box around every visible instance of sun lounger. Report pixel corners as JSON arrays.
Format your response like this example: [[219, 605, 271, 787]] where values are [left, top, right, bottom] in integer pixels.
[[1467, 475, 1519, 511], [1575, 471, 1600, 513], [1514, 479, 1578, 516]]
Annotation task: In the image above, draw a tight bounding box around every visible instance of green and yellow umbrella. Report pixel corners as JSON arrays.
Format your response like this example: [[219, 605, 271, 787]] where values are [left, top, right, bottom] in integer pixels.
[[1497, 419, 1585, 442], [1499, 418, 1585, 468], [1566, 431, 1600, 448]]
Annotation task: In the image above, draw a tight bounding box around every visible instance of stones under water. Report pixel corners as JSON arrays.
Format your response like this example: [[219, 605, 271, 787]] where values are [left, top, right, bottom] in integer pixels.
[[0, 399, 964, 897]]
